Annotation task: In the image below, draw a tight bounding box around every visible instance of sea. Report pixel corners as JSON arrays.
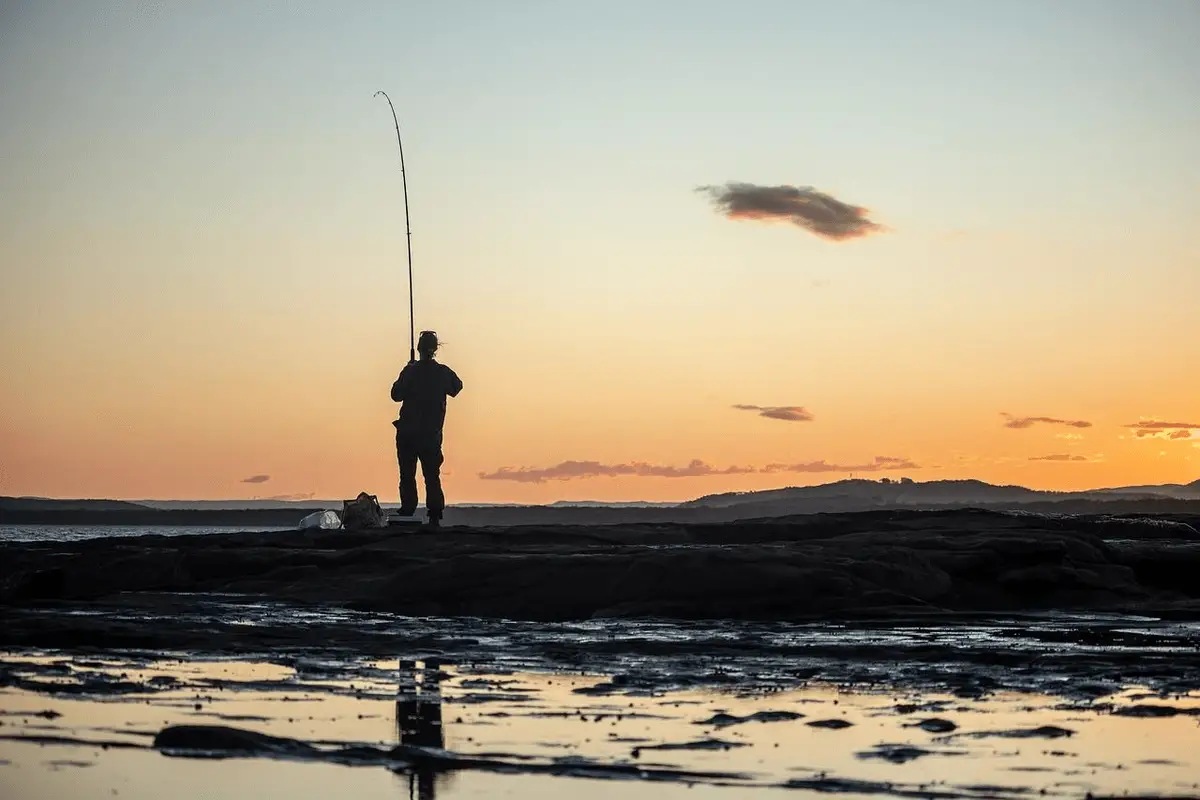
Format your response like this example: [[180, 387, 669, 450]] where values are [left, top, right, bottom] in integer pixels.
[[0, 524, 295, 544]]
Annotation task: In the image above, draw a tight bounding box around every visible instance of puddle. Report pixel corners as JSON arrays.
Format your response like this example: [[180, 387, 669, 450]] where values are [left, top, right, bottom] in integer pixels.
[[2, 651, 1199, 799]]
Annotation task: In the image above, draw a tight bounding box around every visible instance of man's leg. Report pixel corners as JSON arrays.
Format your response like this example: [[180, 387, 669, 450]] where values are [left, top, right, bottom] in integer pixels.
[[396, 431, 420, 515], [418, 436, 446, 522]]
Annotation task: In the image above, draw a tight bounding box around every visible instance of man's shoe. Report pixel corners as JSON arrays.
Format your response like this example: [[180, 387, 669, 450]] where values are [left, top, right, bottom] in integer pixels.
[[422, 517, 441, 530]]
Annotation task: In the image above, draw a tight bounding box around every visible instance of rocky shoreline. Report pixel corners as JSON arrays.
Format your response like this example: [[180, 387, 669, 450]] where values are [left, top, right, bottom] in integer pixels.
[[3, 509, 1199, 625]]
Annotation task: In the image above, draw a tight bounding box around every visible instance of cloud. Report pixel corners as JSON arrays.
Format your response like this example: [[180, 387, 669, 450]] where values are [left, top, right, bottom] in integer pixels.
[[1055, 433, 1085, 441], [263, 492, 315, 501], [1001, 413, 1092, 430], [733, 404, 814, 423], [697, 182, 885, 241], [1128, 420, 1200, 430], [1126, 420, 1200, 440], [479, 455, 919, 483], [761, 456, 919, 474], [478, 459, 757, 484], [241, 474, 271, 484], [1028, 454, 1089, 462]]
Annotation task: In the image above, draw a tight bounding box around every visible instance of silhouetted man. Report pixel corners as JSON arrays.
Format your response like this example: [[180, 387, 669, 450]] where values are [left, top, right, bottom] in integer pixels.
[[391, 330, 462, 527]]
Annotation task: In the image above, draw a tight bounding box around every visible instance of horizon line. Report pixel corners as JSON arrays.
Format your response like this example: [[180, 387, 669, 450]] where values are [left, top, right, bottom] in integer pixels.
[[4, 474, 1198, 506]]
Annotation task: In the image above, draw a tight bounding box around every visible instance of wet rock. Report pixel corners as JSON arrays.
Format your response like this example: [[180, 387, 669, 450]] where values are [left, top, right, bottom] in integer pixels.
[[0, 733, 144, 750], [956, 784, 1034, 796], [806, 718, 854, 729], [912, 718, 957, 733], [1112, 704, 1199, 718], [856, 744, 938, 763], [782, 778, 916, 796], [153, 724, 318, 756], [148, 723, 749, 785], [13, 676, 155, 696], [448, 693, 532, 705], [571, 677, 655, 696], [0, 709, 61, 720], [948, 725, 1075, 740], [1069, 682, 1119, 699], [632, 738, 747, 755], [697, 710, 804, 727]]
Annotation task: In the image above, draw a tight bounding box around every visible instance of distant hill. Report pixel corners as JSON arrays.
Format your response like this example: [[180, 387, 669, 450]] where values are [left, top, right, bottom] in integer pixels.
[[682, 477, 1200, 513], [0, 497, 151, 512], [1090, 480, 1200, 500], [682, 478, 1044, 509], [546, 500, 680, 508]]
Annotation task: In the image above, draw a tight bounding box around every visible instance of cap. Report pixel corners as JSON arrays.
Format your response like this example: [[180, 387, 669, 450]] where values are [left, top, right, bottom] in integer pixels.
[[417, 330, 439, 353]]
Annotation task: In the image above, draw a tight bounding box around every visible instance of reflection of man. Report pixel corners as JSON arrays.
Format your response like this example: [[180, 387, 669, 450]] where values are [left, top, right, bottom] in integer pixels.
[[396, 658, 445, 800]]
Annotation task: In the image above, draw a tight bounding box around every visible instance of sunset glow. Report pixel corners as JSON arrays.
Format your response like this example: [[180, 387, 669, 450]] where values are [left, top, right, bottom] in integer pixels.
[[2, 2, 1197, 503]]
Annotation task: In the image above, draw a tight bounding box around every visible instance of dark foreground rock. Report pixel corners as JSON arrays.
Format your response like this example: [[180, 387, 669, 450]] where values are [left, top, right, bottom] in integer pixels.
[[2, 509, 1199, 622]]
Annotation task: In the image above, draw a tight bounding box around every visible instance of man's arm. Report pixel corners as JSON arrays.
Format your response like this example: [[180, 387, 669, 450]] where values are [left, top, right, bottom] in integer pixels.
[[390, 362, 415, 403], [444, 365, 463, 398]]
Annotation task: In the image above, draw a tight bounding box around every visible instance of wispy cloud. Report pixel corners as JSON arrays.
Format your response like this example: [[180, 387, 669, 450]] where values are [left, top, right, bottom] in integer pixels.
[[698, 182, 886, 241], [1001, 413, 1092, 430], [761, 456, 918, 474], [1055, 433, 1085, 441], [241, 474, 271, 484], [1028, 454, 1090, 462], [733, 404, 814, 423], [1125, 420, 1200, 440], [479, 456, 918, 483], [478, 459, 757, 484], [263, 492, 315, 501]]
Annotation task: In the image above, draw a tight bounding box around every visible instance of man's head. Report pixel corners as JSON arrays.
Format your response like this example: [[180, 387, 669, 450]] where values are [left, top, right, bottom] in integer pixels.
[[417, 330, 439, 359]]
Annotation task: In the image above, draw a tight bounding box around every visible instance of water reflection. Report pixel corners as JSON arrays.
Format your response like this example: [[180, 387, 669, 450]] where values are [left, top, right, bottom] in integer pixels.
[[2, 649, 1199, 799], [394, 657, 449, 800]]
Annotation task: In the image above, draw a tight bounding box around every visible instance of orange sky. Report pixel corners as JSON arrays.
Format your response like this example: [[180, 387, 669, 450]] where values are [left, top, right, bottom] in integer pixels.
[[2, 4, 1198, 503]]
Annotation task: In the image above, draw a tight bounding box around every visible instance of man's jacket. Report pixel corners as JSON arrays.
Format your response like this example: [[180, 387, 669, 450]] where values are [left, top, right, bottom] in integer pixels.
[[391, 359, 463, 436]]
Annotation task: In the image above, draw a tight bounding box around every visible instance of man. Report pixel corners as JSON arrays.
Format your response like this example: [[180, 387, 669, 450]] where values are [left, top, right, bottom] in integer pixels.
[[390, 331, 463, 527]]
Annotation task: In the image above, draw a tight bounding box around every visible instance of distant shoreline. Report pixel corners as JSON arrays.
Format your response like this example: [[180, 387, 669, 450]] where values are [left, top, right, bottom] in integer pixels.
[[5, 476, 1200, 528]]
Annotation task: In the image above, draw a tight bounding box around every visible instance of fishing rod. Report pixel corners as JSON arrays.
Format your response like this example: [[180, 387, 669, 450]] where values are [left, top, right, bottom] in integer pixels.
[[374, 90, 416, 362]]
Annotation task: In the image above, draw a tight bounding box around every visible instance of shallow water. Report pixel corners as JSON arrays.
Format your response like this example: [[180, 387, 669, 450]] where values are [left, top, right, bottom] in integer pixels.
[[0, 525, 295, 543], [2, 651, 1199, 799], [18, 594, 1199, 699]]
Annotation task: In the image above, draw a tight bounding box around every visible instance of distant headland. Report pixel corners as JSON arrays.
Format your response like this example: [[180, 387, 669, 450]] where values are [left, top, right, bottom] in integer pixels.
[[3, 477, 1199, 528]]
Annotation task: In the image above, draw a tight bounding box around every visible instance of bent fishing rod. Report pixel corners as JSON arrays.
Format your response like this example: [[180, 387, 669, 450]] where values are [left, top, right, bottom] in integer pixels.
[[374, 90, 416, 362]]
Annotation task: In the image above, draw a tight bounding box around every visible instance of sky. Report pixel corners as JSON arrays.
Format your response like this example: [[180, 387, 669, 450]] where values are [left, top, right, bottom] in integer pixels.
[[2, 0, 1198, 504]]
